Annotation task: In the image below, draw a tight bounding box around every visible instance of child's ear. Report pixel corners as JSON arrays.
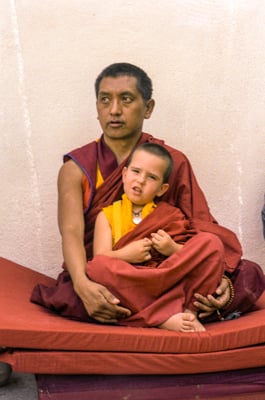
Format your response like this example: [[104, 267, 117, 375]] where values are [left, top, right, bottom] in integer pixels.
[[157, 183, 169, 197], [122, 166, 127, 183]]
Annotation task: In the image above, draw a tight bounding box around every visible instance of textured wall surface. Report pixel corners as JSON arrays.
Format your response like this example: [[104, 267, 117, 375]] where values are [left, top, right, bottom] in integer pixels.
[[1, 0, 264, 277]]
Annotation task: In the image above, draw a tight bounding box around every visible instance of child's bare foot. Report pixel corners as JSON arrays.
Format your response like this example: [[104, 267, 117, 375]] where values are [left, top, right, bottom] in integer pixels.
[[159, 312, 206, 332]]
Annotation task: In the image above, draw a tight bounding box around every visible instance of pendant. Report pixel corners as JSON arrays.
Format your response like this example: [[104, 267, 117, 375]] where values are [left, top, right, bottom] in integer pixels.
[[133, 215, 142, 225]]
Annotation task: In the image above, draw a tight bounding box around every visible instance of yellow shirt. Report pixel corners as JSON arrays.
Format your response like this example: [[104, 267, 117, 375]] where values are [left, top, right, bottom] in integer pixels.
[[103, 193, 156, 246]]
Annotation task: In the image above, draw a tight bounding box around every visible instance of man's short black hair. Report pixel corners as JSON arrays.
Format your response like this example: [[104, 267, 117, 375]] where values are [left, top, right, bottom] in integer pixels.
[[95, 62, 153, 102]]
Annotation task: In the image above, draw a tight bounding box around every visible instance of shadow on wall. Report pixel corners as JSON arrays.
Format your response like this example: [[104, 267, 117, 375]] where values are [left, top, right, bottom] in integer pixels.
[[261, 196, 265, 239]]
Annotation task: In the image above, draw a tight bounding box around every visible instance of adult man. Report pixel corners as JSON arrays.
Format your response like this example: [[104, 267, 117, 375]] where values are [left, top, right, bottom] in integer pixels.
[[31, 62, 265, 324]]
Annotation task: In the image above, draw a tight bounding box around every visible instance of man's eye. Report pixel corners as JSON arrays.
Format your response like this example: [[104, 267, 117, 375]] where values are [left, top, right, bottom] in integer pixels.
[[122, 96, 133, 103], [100, 97, 110, 104]]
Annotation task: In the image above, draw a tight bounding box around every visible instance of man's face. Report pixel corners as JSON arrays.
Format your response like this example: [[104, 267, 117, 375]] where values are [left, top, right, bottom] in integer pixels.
[[96, 75, 154, 141]]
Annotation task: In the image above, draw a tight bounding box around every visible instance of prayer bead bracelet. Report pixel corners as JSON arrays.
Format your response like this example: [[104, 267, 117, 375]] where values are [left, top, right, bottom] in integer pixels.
[[216, 275, 235, 321], [222, 275, 235, 309]]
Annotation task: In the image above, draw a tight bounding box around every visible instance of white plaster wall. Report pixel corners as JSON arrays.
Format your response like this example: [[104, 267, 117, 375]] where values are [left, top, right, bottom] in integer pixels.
[[0, 0, 264, 277]]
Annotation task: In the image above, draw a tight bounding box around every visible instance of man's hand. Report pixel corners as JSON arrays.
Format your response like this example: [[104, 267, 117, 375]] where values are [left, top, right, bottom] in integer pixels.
[[74, 277, 132, 323], [193, 277, 231, 319]]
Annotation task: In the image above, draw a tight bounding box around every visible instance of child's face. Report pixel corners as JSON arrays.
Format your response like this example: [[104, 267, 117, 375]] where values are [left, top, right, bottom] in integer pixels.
[[122, 149, 169, 206]]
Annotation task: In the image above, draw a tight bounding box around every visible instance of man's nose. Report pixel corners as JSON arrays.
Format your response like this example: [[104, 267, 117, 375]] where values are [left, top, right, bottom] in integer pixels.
[[110, 100, 122, 115]]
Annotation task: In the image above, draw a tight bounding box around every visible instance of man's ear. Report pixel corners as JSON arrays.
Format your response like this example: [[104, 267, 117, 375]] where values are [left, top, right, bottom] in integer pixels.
[[144, 99, 155, 120], [156, 183, 169, 197]]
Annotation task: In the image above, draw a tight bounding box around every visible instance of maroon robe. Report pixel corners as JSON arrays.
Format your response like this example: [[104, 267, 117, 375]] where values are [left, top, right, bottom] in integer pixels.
[[86, 202, 225, 327], [66, 133, 242, 270], [31, 133, 265, 323]]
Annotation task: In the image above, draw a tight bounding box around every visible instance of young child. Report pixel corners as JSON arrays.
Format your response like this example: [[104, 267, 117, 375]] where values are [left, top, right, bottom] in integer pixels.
[[88, 142, 225, 332], [93, 142, 178, 263]]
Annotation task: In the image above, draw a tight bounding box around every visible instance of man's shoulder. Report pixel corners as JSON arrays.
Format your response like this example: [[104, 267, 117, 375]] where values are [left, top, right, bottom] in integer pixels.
[[147, 133, 189, 162], [65, 139, 98, 157], [62, 139, 99, 184]]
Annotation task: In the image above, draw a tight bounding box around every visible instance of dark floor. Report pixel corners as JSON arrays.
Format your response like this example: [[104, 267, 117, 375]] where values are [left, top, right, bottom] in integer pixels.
[[0, 373, 38, 399], [0, 372, 265, 400]]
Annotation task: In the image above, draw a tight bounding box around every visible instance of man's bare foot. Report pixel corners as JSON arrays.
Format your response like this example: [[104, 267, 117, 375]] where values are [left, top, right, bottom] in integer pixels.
[[159, 312, 206, 332]]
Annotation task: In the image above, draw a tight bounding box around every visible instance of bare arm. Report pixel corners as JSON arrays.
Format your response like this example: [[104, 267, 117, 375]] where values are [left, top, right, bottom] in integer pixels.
[[58, 160, 87, 287], [58, 160, 131, 322], [93, 211, 152, 263]]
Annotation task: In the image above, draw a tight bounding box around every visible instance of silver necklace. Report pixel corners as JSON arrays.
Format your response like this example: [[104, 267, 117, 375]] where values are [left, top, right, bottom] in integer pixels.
[[132, 209, 142, 224]]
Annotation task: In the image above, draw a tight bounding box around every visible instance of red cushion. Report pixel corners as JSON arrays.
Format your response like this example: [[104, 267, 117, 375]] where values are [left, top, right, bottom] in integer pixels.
[[0, 257, 265, 374]]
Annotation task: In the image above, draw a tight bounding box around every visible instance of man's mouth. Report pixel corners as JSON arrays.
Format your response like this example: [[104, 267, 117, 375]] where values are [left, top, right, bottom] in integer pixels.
[[108, 120, 124, 128]]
